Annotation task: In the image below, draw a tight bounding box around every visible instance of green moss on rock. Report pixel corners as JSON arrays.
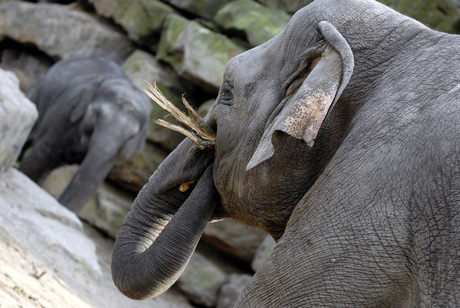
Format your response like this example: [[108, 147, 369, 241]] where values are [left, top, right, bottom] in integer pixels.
[[113, 0, 173, 42], [215, 0, 291, 47], [381, 0, 460, 33]]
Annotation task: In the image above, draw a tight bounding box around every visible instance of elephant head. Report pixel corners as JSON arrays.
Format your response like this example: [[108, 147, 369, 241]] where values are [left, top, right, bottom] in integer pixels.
[[111, 1, 356, 299], [19, 57, 151, 212]]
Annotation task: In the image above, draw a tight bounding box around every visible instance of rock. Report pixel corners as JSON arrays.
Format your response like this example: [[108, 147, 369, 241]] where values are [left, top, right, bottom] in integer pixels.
[[122, 50, 188, 151], [217, 274, 252, 308], [197, 99, 215, 117], [77, 183, 135, 238], [0, 47, 52, 97], [258, 0, 312, 14], [203, 219, 268, 264], [107, 141, 170, 192], [0, 234, 93, 308], [163, 0, 228, 20], [112, 0, 173, 44], [0, 68, 37, 173], [214, 0, 291, 47], [87, 0, 117, 17], [157, 14, 244, 93], [0, 168, 192, 307], [39, 165, 135, 238], [0, 1, 134, 62], [0, 168, 101, 282], [177, 252, 227, 307], [384, 0, 460, 34], [251, 235, 276, 272]]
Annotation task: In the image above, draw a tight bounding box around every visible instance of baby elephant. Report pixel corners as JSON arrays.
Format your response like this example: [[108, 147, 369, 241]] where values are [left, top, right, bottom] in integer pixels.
[[19, 57, 151, 212]]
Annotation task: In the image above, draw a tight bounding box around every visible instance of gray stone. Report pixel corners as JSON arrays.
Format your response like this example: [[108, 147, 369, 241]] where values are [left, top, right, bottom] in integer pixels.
[[0, 2, 134, 62], [157, 15, 244, 93], [78, 183, 134, 238], [0, 68, 37, 173], [107, 141, 170, 192], [258, 0, 312, 13], [251, 235, 276, 272], [214, 0, 291, 47], [0, 48, 52, 97], [87, 0, 117, 17], [0, 168, 192, 308], [40, 165, 135, 238], [163, 0, 227, 19], [217, 274, 252, 308], [203, 219, 268, 264], [0, 168, 101, 281], [177, 252, 227, 307], [112, 0, 173, 43]]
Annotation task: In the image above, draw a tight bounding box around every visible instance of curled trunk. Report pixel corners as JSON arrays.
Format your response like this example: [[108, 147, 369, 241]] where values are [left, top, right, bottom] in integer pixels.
[[111, 164, 217, 299]]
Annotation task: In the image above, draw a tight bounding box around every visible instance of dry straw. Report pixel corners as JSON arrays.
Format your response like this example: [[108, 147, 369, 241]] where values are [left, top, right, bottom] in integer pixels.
[[143, 82, 216, 150]]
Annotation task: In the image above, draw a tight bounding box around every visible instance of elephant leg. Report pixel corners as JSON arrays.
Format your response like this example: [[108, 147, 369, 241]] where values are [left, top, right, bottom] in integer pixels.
[[58, 144, 119, 212], [18, 139, 62, 184]]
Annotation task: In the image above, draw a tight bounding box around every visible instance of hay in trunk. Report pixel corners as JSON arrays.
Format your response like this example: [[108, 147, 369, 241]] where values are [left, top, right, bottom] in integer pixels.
[[143, 82, 216, 150]]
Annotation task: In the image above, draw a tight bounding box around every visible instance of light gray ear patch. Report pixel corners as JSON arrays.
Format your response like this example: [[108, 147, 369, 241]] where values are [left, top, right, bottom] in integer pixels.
[[277, 91, 333, 147]]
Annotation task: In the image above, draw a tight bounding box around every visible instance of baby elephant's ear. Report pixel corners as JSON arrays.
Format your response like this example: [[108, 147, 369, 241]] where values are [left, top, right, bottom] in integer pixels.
[[247, 21, 354, 170]]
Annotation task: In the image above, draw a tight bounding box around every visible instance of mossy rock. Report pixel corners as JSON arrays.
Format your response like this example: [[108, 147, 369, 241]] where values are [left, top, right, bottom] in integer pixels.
[[214, 0, 291, 47], [257, 0, 313, 14], [381, 0, 460, 33], [158, 15, 244, 92], [113, 0, 173, 43], [163, 0, 228, 20], [157, 14, 190, 73]]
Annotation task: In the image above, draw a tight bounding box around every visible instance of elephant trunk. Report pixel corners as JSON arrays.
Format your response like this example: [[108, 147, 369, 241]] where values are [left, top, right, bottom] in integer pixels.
[[111, 164, 217, 300]]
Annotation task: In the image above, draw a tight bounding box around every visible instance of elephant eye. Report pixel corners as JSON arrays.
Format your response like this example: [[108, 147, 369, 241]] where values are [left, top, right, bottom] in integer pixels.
[[219, 83, 234, 105]]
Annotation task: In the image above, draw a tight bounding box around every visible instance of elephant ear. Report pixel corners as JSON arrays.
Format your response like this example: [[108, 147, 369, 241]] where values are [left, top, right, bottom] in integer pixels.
[[247, 21, 354, 170], [69, 77, 105, 123]]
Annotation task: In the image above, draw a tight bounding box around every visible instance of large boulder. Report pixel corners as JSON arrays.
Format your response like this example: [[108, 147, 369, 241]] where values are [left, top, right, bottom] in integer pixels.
[[112, 0, 173, 44], [0, 68, 37, 173], [157, 14, 244, 93], [217, 274, 252, 308], [0, 1, 134, 62], [214, 0, 291, 47], [163, 0, 228, 20], [383, 0, 460, 33], [0, 168, 192, 308], [203, 219, 268, 264], [0, 48, 52, 97], [0, 169, 102, 282], [107, 141, 170, 192], [177, 252, 227, 307], [258, 0, 312, 14]]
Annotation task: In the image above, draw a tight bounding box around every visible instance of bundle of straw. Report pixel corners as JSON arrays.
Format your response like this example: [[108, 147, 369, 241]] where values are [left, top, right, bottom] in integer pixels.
[[143, 82, 216, 150]]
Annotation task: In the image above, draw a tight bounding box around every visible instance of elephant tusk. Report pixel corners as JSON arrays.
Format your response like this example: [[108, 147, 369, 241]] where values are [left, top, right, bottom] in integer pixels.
[[179, 181, 195, 192]]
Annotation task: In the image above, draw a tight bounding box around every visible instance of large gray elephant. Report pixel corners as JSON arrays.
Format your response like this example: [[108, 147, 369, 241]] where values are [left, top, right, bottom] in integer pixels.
[[112, 0, 460, 306], [19, 57, 151, 213]]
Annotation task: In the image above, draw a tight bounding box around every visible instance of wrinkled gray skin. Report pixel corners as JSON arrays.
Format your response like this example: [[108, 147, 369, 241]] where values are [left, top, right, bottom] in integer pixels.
[[112, 0, 460, 306], [19, 57, 151, 213]]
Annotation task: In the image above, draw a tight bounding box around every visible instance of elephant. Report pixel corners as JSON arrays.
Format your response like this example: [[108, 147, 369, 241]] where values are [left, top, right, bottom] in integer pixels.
[[111, 0, 460, 306], [19, 57, 151, 213]]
